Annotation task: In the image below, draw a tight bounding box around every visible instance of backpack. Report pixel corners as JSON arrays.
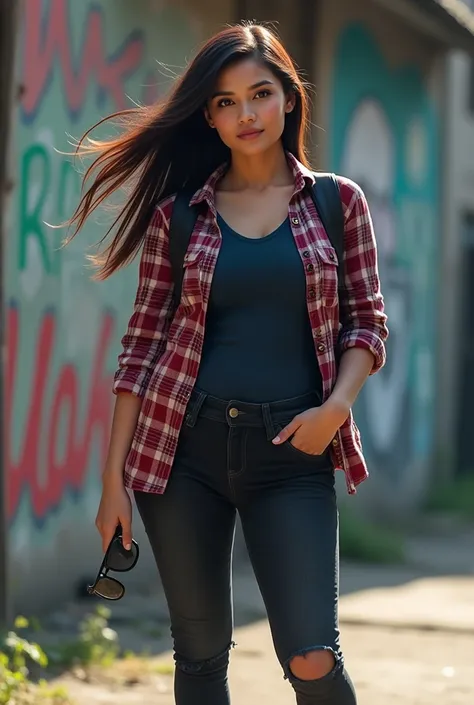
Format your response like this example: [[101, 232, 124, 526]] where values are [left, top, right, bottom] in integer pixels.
[[168, 173, 344, 310]]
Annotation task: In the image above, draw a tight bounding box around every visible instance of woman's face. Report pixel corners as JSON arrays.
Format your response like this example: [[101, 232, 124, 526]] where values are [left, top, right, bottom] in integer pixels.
[[206, 58, 295, 156]]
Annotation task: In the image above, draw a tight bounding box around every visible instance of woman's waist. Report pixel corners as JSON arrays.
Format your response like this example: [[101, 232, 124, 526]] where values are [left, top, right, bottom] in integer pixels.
[[187, 387, 322, 430]]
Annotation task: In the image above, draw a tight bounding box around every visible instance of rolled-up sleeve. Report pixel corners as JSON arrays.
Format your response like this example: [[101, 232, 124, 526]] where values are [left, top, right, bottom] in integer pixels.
[[113, 204, 173, 397], [338, 178, 388, 374]]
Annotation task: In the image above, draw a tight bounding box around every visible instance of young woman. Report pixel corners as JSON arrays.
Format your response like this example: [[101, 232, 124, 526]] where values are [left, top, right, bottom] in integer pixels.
[[67, 21, 388, 705]]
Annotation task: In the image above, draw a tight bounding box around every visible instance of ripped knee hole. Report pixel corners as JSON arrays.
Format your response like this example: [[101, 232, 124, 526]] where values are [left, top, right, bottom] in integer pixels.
[[288, 647, 336, 681]]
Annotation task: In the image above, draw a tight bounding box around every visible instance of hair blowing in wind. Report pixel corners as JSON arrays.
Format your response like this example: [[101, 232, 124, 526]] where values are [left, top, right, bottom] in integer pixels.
[[64, 22, 312, 279]]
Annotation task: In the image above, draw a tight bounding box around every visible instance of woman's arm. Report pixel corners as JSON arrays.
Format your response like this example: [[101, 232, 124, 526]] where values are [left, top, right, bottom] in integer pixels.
[[98, 392, 142, 551], [273, 182, 387, 452], [325, 179, 388, 412], [97, 203, 174, 550], [113, 203, 174, 398], [337, 179, 388, 374], [103, 392, 143, 481], [325, 348, 375, 419], [273, 181, 387, 452]]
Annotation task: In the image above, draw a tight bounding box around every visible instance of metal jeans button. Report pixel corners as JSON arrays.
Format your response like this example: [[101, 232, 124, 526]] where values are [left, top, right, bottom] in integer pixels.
[[228, 407, 239, 419]]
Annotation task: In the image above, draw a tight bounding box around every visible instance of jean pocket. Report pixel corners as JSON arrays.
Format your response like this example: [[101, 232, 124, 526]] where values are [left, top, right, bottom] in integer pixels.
[[285, 438, 329, 461], [275, 421, 328, 462]]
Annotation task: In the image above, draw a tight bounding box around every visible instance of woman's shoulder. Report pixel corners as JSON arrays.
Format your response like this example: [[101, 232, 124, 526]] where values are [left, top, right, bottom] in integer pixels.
[[324, 175, 375, 238], [324, 174, 371, 223], [310, 167, 367, 213], [332, 174, 367, 206]]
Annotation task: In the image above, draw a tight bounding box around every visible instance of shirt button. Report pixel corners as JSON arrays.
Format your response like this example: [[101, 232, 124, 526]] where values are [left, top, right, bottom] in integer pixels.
[[302, 250, 310, 258], [332, 437, 339, 446], [306, 263, 314, 273], [317, 343, 326, 352], [308, 288, 316, 300], [292, 217, 299, 225], [313, 328, 323, 339]]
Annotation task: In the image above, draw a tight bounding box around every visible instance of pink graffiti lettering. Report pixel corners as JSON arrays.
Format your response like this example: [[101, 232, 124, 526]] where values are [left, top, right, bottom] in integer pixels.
[[6, 306, 114, 519], [22, 0, 144, 119]]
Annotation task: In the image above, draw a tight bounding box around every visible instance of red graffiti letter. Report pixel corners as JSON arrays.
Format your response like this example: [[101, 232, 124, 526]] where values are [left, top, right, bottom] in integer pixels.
[[7, 306, 115, 521], [22, 0, 143, 118]]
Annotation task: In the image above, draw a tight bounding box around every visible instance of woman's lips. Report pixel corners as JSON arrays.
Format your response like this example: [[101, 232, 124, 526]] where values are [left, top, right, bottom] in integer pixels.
[[237, 130, 264, 140]]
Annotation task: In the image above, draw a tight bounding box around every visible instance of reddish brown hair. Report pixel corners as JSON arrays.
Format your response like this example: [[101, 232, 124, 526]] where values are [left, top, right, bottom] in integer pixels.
[[65, 22, 312, 279]]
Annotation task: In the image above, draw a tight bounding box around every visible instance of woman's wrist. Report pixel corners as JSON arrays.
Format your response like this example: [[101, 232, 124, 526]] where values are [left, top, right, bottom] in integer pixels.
[[323, 395, 351, 426], [102, 463, 125, 487]]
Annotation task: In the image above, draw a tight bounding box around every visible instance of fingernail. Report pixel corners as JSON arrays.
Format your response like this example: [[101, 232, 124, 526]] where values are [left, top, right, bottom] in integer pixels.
[[124, 543, 131, 551], [272, 436, 280, 444]]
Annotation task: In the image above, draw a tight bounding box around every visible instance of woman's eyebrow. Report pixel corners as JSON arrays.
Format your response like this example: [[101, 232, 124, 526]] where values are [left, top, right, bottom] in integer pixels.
[[211, 79, 274, 99]]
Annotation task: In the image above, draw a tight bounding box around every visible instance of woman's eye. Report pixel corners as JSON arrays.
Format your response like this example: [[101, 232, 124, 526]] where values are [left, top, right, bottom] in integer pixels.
[[216, 90, 270, 108]]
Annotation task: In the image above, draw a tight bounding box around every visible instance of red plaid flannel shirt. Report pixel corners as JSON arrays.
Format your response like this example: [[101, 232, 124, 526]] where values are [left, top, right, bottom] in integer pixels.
[[114, 153, 388, 495]]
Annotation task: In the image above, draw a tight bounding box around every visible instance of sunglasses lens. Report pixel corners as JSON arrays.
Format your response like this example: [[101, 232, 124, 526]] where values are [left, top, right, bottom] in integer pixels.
[[94, 576, 124, 600], [107, 539, 138, 572]]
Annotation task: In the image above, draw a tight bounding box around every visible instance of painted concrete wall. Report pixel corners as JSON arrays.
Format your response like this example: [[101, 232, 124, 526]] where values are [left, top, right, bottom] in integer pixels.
[[436, 50, 474, 475], [6, 0, 234, 615], [314, 0, 444, 513]]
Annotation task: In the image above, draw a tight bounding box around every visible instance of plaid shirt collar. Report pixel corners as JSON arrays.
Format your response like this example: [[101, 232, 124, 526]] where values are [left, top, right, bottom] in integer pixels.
[[189, 152, 316, 210]]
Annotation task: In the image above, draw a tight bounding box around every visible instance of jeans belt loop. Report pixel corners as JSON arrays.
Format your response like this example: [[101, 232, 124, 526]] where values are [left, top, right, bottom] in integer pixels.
[[185, 390, 207, 427], [261, 403, 275, 441]]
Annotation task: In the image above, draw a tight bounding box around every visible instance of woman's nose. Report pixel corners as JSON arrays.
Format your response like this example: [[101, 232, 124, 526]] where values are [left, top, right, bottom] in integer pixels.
[[238, 104, 257, 123]]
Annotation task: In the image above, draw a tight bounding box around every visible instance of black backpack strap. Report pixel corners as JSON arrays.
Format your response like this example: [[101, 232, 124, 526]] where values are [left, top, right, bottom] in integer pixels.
[[168, 190, 200, 311], [310, 173, 345, 291]]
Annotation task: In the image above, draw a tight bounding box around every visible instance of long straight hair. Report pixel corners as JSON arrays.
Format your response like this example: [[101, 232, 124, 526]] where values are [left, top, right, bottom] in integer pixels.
[[65, 22, 312, 279]]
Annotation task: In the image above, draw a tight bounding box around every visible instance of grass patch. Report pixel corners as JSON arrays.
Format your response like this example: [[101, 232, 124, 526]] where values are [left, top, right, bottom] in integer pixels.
[[0, 617, 74, 705], [1, 606, 174, 700], [339, 506, 405, 564], [424, 475, 474, 520], [48, 607, 119, 669]]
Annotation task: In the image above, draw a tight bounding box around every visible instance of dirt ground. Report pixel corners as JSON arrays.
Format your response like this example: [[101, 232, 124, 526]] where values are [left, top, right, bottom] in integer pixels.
[[33, 523, 474, 704], [56, 618, 474, 705]]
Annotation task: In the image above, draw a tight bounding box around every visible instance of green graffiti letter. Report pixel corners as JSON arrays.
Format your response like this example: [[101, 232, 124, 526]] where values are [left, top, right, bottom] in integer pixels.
[[54, 159, 81, 274], [19, 144, 51, 273]]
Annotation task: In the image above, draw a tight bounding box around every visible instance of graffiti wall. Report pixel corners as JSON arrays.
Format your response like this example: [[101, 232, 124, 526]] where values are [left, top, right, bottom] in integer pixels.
[[330, 23, 439, 503], [5, 0, 205, 611]]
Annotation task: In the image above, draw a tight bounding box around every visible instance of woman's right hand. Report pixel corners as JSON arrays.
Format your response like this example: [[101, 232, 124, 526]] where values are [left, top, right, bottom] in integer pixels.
[[95, 473, 133, 553]]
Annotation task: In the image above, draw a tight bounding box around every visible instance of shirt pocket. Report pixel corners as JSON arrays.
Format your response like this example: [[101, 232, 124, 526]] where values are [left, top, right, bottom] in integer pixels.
[[315, 246, 339, 308], [180, 248, 204, 308]]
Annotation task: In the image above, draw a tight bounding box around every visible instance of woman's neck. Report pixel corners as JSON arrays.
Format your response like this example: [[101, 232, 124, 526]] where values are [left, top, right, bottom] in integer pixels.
[[222, 144, 293, 192]]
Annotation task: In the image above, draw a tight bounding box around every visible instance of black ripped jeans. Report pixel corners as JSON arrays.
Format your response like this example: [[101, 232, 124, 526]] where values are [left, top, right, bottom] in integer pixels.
[[135, 389, 357, 705]]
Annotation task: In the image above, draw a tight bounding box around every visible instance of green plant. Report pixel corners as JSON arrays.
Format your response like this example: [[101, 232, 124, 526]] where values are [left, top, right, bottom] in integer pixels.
[[0, 616, 70, 704], [339, 506, 405, 564], [35, 682, 70, 704], [51, 606, 119, 668], [0, 615, 47, 704]]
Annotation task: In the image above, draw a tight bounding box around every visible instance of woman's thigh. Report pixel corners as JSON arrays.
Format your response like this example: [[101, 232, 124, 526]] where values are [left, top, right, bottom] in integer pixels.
[[239, 467, 339, 669], [134, 424, 237, 661]]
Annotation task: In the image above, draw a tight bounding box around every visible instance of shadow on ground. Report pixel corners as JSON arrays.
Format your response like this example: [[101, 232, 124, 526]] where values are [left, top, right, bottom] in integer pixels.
[[30, 516, 474, 671]]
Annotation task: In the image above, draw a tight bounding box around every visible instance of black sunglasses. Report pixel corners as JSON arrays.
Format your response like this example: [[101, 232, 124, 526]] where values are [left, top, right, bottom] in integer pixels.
[[87, 526, 139, 600]]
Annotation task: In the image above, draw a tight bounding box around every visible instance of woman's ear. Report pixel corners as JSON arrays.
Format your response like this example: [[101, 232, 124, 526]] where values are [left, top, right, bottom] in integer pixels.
[[204, 106, 215, 128], [285, 92, 296, 113]]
